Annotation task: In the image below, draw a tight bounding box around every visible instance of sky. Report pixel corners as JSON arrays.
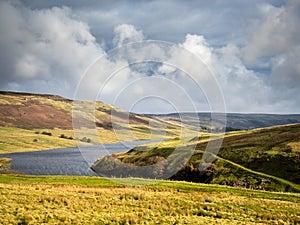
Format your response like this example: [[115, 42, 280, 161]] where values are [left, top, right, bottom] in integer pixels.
[[0, 0, 299, 114]]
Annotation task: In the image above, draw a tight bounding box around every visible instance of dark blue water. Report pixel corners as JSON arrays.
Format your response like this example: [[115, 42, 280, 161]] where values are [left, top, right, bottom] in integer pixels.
[[0, 140, 160, 176]]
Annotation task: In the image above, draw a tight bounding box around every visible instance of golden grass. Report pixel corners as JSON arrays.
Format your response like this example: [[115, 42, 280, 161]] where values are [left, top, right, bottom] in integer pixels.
[[0, 176, 299, 224], [31, 96, 72, 113], [0, 93, 72, 111], [0, 94, 26, 105], [0, 125, 186, 154], [288, 141, 300, 153], [0, 158, 11, 173], [0, 127, 78, 153]]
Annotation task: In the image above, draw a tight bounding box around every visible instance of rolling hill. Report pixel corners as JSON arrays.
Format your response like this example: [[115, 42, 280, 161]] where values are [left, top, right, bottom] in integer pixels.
[[1, 90, 300, 154], [0, 91, 183, 153], [92, 123, 300, 192]]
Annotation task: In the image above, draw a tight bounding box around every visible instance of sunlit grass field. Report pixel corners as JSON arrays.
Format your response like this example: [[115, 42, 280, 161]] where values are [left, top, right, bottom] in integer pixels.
[[0, 127, 78, 153], [0, 92, 190, 153], [0, 175, 299, 225], [0, 125, 184, 154]]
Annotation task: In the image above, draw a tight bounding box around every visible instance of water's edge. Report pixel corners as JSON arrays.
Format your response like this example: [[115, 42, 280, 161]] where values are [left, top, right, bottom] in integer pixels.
[[0, 140, 161, 176]]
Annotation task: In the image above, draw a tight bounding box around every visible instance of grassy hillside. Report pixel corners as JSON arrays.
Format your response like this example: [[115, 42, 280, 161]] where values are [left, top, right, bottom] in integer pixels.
[[0, 127, 78, 154], [1, 91, 300, 153], [0, 175, 299, 224], [218, 124, 300, 184], [92, 124, 300, 192], [0, 91, 186, 153]]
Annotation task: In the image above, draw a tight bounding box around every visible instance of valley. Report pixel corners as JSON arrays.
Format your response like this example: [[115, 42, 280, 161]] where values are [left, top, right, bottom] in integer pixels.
[[0, 91, 300, 224]]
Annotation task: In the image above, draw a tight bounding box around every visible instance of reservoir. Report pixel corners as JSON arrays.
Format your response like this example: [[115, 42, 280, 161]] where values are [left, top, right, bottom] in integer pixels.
[[0, 140, 158, 176]]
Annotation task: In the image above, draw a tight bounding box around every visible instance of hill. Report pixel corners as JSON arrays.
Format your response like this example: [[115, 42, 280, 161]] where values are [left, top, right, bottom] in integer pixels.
[[0, 91, 178, 131], [92, 124, 300, 192], [0, 91, 183, 153], [2, 91, 300, 153], [148, 112, 300, 131]]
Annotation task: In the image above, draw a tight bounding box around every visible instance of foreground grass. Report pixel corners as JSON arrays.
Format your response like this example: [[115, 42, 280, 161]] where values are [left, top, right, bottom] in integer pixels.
[[0, 175, 299, 224]]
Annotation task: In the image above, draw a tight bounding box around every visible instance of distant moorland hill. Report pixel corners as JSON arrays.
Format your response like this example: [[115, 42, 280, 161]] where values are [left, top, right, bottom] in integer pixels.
[[148, 112, 300, 131]]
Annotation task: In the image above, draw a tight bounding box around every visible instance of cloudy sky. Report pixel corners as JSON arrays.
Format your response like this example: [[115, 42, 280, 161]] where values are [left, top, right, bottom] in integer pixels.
[[0, 0, 299, 113]]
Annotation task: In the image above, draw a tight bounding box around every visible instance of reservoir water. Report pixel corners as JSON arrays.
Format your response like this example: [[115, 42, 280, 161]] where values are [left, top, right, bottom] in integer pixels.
[[0, 140, 159, 176]]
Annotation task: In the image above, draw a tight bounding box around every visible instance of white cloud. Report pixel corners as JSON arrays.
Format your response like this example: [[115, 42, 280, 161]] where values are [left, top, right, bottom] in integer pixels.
[[0, 1, 103, 97], [243, 1, 300, 66], [104, 32, 275, 113], [270, 46, 300, 98], [216, 45, 271, 112], [14, 54, 50, 79], [1, 1, 299, 113], [113, 24, 144, 47], [181, 34, 213, 66], [178, 34, 271, 112]]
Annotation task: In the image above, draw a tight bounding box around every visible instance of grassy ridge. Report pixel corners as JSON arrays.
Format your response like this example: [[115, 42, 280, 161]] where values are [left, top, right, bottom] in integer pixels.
[[218, 124, 300, 184], [210, 155, 300, 192], [0, 91, 189, 153], [92, 124, 300, 192], [0, 175, 299, 224]]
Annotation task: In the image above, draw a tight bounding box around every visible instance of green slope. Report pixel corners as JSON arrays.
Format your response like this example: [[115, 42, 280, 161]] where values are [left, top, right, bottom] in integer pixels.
[[218, 124, 300, 184], [92, 124, 300, 192]]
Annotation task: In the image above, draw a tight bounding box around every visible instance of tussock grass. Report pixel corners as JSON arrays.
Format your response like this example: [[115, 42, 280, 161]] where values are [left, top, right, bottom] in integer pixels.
[[0, 158, 11, 173], [0, 175, 299, 224]]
